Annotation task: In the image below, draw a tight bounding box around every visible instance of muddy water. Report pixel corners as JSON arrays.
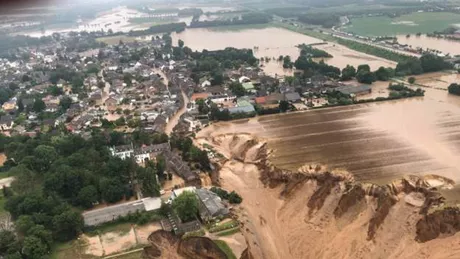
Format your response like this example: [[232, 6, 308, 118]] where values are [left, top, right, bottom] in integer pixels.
[[171, 27, 396, 76], [396, 34, 460, 55], [200, 72, 460, 185]]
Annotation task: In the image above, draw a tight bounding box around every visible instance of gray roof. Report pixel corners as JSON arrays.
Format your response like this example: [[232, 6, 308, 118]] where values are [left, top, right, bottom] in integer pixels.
[[228, 105, 255, 114], [284, 92, 301, 102], [82, 197, 161, 226], [196, 189, 229, 218], [336, 85, 372, 95]]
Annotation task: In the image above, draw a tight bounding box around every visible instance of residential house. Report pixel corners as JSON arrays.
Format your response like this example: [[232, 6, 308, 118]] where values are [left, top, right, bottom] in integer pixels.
[[0, 115, 14, 131], [196, 188, 229, 222], [133, 143, 171, 163], [110, 143, 134, 160], [2, 99, 16, 112], [242, 82, 256, 93], [336, 85, 372, 96], [171, 186, 197, 200], [284, 92, 301, 103]]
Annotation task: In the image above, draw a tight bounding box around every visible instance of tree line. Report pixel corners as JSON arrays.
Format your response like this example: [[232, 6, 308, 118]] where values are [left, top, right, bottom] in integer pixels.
[[0, 131, 164, 258], [127, 22, 187, 37], [189, 13, 271, 28]]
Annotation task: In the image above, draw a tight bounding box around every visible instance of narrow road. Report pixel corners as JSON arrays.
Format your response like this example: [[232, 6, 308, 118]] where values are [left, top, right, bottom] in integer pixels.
[[164, 90, 189, 135]]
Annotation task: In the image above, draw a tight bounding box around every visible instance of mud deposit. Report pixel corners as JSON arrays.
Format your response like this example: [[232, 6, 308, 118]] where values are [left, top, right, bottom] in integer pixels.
[[195, 131, 460, 259]]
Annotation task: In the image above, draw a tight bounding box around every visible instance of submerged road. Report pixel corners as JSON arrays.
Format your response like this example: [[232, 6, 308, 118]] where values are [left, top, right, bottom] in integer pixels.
[[164, 90, 189, 135]]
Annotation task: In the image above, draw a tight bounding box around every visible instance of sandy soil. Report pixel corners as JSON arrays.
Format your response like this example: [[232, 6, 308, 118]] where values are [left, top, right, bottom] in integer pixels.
[[81, 234, 104, 257], [197, 131, 460, 259], [162, 173, 185, 191], [135, 223, 162, 244], [0, 153, 6, 166], [101, 228, 137, 255]]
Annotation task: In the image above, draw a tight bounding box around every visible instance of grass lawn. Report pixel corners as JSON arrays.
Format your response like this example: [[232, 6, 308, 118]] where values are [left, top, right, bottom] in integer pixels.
[[50, 240, 98, 259], [343, 12, 460, 37], [214, 240, 237, 259], [86, 222, 133, 236], [215, 227, 240, 237]]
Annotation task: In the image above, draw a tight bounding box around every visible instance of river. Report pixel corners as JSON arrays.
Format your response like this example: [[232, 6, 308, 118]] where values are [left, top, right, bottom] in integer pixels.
[[198, 71, 460, 194], [171, 27, 396, 76]]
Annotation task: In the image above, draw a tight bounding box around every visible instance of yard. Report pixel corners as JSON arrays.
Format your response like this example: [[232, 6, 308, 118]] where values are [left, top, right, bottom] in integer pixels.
[[342, 12, 460, 37]]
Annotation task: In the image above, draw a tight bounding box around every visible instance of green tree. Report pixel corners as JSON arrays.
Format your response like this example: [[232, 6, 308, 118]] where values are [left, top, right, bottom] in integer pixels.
[[100, 178, 125, 203], [0, 230, 17, 254], [356, 70, 376, 84], [228, 82, 246, 97], [16, 215, 35, 234], [178, 39, 185, 48], [448, 83, 460, 96], [32, 98, 45, 113], [59, 96, 72, 112], [27, 225, 53, 249], [138, 167, 160, 197], [77, 185, 98, 208], [228, 191, 243, 204], [279, 100, 289, 112], [52, 210, 83, 241], [357, 64, 371, 72], [375, 67, 392, 81], [341, 65, 356, 81], [172, 191, 198, 222], [408, 77, 416, 84], [22, 236, 49, 259]]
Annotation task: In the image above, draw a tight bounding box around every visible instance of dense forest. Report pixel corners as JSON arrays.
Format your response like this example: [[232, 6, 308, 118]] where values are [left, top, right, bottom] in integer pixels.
[[189, 13, 271, 28], [0, 130, 165, 258], [297, 13, 340, 28], [127, 22, 187, 36], [298, 44, 332, 58]]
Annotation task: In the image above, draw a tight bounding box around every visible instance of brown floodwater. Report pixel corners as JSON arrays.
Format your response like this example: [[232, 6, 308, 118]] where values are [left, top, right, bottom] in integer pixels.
[[171, 27, 396, 76], [199, 72, 460, 186], [396, 34, 460, 56]]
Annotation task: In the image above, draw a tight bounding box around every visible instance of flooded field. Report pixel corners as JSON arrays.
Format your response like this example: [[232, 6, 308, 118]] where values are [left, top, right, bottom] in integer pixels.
[[200, 72, 460, 185], [17, 6, 194, 37], [172, 27, 396, 76], [396, 34, 460, 56]]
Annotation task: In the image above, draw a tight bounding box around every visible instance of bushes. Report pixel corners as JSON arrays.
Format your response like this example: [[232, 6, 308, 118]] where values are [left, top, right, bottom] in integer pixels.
[[209, 220, 239, 233], [182, 229, 205, 239], [210, 187, 243, 204], [448, 83, 460, 96]]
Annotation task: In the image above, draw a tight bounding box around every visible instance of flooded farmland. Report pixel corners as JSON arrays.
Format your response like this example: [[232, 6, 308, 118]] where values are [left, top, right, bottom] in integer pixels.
[[396, 34, 460, 56], [199, 73, 460, 185], [171, 27, 396, 76]]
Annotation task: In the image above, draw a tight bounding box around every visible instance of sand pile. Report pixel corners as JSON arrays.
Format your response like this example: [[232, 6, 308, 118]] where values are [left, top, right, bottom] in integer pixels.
[[203, 132, 460, 259]]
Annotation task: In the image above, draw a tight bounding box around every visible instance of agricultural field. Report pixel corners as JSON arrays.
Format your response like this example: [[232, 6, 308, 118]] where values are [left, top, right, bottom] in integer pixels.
[[342, 12, 460, 37]]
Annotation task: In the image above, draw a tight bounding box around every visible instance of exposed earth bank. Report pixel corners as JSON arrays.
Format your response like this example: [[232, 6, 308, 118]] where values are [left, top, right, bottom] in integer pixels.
[[195, 132, 460, 259]]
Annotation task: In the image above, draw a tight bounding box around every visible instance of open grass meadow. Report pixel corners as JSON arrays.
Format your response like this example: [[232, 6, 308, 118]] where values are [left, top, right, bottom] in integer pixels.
[[343, 12, 460, 37]]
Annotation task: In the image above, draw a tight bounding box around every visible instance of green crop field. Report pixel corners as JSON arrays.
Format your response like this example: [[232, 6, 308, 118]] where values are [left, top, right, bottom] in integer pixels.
[[343, 12, 460, 37]]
